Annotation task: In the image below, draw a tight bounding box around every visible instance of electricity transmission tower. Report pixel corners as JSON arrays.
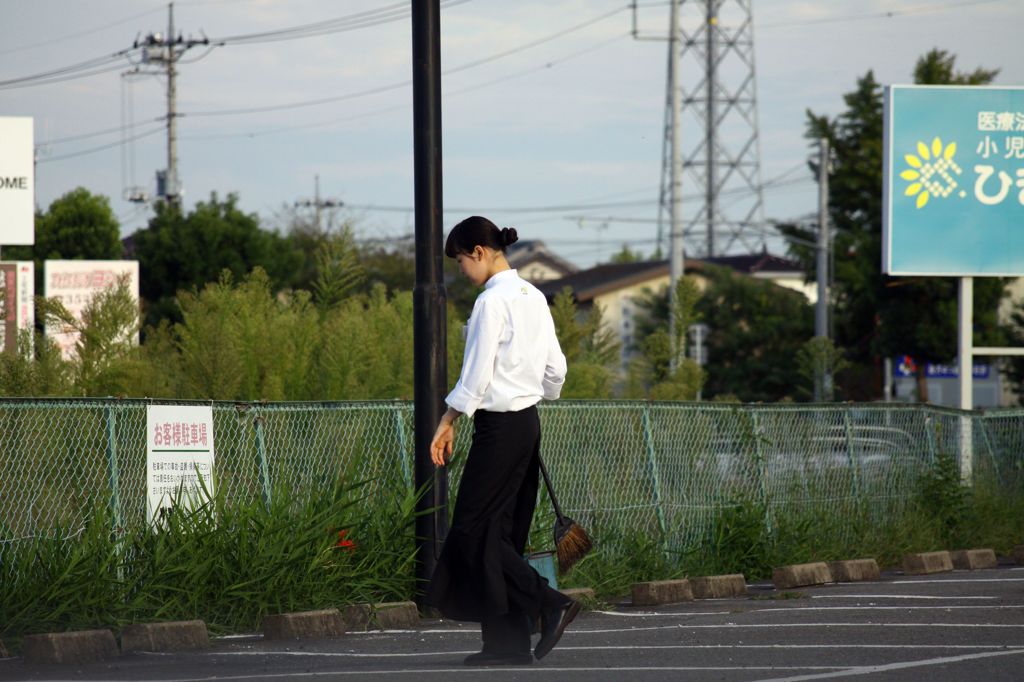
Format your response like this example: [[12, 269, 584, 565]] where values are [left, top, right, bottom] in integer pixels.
[[652, 0, 767, 258]]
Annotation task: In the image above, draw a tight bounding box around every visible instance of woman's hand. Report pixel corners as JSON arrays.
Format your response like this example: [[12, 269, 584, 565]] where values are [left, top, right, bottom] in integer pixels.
[[430, 408, 461, 466]]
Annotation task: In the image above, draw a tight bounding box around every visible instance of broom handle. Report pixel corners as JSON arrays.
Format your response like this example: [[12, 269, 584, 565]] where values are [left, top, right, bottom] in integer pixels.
[[537, 453, 566, 523]]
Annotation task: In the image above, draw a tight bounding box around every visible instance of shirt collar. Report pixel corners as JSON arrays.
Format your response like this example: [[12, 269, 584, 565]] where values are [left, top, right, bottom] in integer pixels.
[[485, 268, 518, 289]]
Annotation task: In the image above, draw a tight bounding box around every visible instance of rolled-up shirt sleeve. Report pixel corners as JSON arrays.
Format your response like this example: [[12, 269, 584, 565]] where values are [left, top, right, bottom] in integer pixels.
[[446, 298, 504, 417], [542, 316, 567, 400]]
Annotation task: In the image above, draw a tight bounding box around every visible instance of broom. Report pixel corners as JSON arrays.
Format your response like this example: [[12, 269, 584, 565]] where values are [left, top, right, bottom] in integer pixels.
[[537, 453, 592, 574]]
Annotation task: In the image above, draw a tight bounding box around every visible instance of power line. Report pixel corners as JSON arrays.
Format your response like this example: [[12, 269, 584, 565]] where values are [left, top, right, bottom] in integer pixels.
[[180, 32, 628, 141], [210, 0, 471, 46], [0, 50, 132, 90], [345, 197, 659, 215], [758, 0, 1004, 29], [0, 1, 472, 91], [36, 126, 164, 164], [39, 118, 164, 147], [342, 162, 813, 220], [0, 6, 163, 56], [181, 4, 630, 118], [443, 5, 626, 77]]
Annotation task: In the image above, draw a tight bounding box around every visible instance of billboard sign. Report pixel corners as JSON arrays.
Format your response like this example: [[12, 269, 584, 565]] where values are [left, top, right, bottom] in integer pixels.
[[146, 405, 216, 524], [894, 355, 989, 379], [44, 260, 139, 358], [0, 117, 34, 246], [883, 85, 1024, 276], [0, 261, 34, 354]]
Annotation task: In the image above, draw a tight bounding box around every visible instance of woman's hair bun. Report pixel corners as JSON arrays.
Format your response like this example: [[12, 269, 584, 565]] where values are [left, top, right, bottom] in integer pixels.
[[500, 227, 519, 247]]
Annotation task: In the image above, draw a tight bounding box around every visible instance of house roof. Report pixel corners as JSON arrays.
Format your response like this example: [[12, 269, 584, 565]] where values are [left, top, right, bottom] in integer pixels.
[[538, 259, 693, 302], [506, 240, 578, 276], [703, 252, 803, 275], [537, 252, 804, 303]]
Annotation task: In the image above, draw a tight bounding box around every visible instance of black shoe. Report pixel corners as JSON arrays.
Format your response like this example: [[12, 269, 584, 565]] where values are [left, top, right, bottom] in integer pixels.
[[463, 650, 533, 666], [534, 600, 582, 660]]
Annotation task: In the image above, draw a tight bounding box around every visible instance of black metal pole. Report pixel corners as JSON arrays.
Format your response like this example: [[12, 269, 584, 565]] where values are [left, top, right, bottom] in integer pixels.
[[411, 0, 448, 602]]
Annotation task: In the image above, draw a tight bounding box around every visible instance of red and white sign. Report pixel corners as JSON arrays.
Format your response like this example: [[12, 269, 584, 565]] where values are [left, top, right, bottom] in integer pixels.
[[44, 259, 139, 358], [0, 261, 34, 354]]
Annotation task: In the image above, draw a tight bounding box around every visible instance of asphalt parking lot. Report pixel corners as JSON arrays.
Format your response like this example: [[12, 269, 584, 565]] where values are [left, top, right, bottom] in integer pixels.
[[3, 565, 1023, 681]]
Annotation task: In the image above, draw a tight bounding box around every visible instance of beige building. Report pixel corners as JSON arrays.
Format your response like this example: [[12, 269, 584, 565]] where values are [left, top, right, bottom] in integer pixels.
[[506, 240, 577, 284], [538, 253, 810, 364]]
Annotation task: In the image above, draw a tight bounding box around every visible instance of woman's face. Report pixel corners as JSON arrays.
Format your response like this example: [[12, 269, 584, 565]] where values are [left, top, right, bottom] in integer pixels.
[[455, 247, 491, 286]]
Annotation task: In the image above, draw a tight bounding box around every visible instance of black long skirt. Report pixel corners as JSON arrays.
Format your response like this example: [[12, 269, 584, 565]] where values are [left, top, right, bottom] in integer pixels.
[[425, 405, 565, 623]]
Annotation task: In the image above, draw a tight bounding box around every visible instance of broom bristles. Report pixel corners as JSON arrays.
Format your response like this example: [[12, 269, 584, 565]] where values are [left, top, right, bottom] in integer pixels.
[[556, 522, 592, 574]]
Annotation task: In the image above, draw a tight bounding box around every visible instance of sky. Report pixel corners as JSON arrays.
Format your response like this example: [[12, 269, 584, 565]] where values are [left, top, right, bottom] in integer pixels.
[[1, 0, 1021, 269]]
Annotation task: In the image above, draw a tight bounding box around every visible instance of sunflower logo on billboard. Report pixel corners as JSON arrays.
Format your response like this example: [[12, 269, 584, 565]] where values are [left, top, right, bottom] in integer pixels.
[[900, 137, 962, 208]]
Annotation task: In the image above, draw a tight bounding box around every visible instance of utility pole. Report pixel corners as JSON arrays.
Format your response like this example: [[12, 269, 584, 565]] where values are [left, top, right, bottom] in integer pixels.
[[133, 2, 207, 210], [167, 3, 178, 208], [705, 2, 717, 258], [667, 0, 685, 367], [294, 175, 343, 233], [815, 137, 831, 400]]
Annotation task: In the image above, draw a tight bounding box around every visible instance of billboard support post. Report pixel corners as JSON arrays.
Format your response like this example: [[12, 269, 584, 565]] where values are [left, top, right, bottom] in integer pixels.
[[958, 276, 973, 482]]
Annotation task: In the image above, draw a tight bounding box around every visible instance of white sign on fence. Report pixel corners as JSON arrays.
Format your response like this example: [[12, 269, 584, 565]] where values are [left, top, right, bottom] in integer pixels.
[[44, 259, 139, 358], [146, 405, 216, 524], [0, 117, 35, 246]]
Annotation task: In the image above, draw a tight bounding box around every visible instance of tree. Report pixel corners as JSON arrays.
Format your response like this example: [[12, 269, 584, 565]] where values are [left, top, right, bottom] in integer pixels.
[[625, 277, 704, 400], [549, 287, 620, 398], [694, 267, 812, 402], [781, 49, 1006, 401], [609, 244, 643, 264], [311, 228, 365, 310], [34, 187, 122, 261], [132, 194, 302, 328], [4, 188, 122, 293]]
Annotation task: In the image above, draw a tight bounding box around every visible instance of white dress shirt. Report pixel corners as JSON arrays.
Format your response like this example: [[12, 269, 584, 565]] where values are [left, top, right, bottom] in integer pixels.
[[446, 269, 567, 417]]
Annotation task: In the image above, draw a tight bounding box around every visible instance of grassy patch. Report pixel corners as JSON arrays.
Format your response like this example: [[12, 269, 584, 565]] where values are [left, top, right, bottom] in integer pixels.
[[0, 476, 419, 649]]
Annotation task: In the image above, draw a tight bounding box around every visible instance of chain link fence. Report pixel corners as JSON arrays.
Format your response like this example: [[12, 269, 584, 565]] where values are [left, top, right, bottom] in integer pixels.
[[1, 399, 1021, 556]]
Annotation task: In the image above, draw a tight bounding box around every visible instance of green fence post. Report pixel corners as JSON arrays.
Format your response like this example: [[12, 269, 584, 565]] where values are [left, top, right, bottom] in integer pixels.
[[394, 402, 412, 490], [750, 410, 772, 534], [843, 407, 860, 499], [923, 409, 938, 465], [977, 415, 1003, 487], [104, 405, 123, 531], [252, 406, 272, 509], [641, 404, 669, 555]]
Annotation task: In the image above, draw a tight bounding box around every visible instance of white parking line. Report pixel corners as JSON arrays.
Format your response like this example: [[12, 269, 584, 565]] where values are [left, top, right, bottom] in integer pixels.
[[594, 610, 732, 617], [589, 605, 1024, 617], [41, 665, 849, 681], [751, 647, 1024, 681], [559, 622, 1024, 634], [162, 643, 1024, 659], [810, 594, 996, 600], [748, 605, 1024, 612], [891, 578, 1024, 583]]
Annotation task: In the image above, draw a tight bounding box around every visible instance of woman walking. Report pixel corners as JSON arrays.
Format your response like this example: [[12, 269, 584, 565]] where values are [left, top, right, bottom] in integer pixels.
[[425, 216, 580, 666]]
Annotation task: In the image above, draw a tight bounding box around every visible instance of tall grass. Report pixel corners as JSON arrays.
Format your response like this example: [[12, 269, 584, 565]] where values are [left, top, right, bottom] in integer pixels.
[[558, 455, 1024, 593], [0, 476, 420, 649]]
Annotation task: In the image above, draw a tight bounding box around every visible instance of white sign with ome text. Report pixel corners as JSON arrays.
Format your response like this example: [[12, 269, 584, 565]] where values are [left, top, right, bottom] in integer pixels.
[[0, 117, 34, 246], [146, 405, 216, 524]]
